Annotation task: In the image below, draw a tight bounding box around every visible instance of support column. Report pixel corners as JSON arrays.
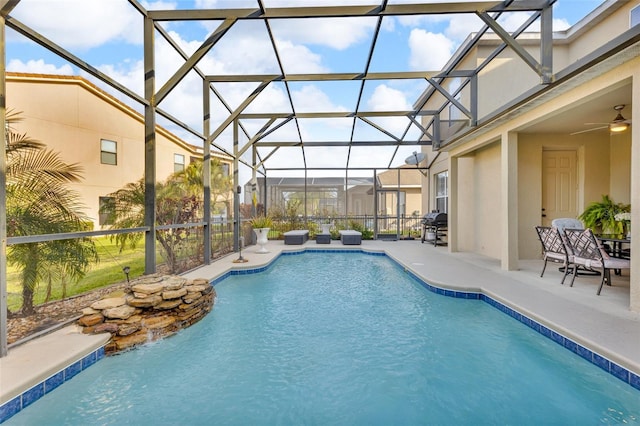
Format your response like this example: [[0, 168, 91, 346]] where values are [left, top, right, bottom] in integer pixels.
[[1, 15, 8, 357], [251, 147, 257, 217], [630, 70, 640, 312], [203, 80, 211, 264], [501, 131, 519, 270], [233, 119, 240, 252], [448, 156, 458, 252], [143, 16, 157, 274]]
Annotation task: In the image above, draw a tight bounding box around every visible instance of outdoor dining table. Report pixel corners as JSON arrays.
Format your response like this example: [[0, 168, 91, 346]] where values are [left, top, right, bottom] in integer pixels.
[[597, 235, 631, 259], [597, 235, 630, 275]]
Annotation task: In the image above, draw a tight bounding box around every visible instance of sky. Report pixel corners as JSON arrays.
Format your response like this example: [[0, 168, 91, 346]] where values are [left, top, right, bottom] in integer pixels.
[[6, 0, 605, 181]]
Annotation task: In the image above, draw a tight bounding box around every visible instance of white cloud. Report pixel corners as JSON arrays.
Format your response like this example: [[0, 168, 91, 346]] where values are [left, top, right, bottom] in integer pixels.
[[7, 59, 74, 75], [444, 14, 484, 41], [367, 85, 411, 111], [365, 84, 412, 136], [274, 40, 328, 73], [291, 85, 348, 113], [409, 29, 454, 71], [12, 0, 142, 49], [269, 17, 377, 50]]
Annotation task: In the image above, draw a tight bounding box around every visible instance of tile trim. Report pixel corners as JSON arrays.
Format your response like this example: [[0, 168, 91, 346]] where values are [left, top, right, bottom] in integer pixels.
[[0, 347, 105, 424]]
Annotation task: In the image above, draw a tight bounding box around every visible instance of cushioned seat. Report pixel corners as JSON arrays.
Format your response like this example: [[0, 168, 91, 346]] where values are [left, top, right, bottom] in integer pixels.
[[283, 230, 309, 245], [316, 233, 331, 244], [535, 226, 573, 284], [339, 230, 361, 245], [563, 228, 630, 295]]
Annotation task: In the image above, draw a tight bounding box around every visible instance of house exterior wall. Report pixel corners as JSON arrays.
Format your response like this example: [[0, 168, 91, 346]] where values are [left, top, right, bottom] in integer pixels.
[[7, 74, 231, 229], [568, 2, 639, 63], [476, 44, 541, 118], [412, 1, 640, 311], [418, 0, 639, 271], [446, 54, 637, 263]]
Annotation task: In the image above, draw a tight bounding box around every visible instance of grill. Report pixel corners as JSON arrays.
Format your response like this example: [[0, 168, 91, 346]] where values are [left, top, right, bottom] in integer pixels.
[[421, 211, 447, 246]]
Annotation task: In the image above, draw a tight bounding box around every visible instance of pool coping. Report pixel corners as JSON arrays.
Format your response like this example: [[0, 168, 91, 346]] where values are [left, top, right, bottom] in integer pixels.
[[2, 243, 639, 422]]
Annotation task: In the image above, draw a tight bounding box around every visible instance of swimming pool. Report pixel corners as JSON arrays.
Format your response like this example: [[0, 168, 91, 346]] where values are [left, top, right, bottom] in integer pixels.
[[5, 251, 640, 424]]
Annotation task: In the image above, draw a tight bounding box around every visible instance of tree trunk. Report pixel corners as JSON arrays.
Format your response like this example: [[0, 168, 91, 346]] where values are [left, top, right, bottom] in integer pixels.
[[21, 283, 35, 315], [44, 275, 53, 303]]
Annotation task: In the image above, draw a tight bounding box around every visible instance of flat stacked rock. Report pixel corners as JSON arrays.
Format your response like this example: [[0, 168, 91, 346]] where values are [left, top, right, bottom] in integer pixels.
[[77, 274, 215, 354]]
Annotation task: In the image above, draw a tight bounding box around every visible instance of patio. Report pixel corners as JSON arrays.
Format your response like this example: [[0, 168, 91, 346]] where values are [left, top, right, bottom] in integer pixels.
[[2, 238, 638, 415]]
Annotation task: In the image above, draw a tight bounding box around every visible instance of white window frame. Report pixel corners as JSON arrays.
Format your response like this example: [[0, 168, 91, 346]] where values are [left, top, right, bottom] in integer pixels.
[[174, 153, 185, 172], [434, 171, 448, 213], [100, 139, 117, 165]]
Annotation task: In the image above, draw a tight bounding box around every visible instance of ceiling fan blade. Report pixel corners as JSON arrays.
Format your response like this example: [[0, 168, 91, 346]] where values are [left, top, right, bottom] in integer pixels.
[[584, 122, 609, 125], [570, 126, 608, 136]]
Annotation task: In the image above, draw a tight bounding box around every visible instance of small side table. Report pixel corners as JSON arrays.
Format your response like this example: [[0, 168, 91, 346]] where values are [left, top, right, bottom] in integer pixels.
[[316, 233, 331, 244]]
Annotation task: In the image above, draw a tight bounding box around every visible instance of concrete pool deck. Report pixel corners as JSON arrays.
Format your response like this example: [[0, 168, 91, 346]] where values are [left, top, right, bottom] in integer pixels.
[[2, 239, 639, 411]]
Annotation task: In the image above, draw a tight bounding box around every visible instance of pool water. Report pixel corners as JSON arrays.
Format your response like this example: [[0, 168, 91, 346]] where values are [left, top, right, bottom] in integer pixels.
[[7, 252, 640, 425]]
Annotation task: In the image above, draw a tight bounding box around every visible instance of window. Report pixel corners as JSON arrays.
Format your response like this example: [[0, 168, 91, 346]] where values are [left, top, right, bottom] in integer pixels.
[[99, 196, 115, 226], [434, 171, 448, 213], [100, 139, 117, 165], [632, 5, 640, 27], [174, 153, 185, 172]]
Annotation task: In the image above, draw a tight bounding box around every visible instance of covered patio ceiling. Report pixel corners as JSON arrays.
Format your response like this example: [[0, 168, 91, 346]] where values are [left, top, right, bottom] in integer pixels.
[[4, 0, 566, 177]]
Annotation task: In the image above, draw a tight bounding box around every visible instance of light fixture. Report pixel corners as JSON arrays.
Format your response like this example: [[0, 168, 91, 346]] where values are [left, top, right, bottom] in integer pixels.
[[122, 266, 131, 283], [404, 151, 428, 177], [233, 236, 248, 263], [609, 121, 629, 133], [609, 104, 630, 133]]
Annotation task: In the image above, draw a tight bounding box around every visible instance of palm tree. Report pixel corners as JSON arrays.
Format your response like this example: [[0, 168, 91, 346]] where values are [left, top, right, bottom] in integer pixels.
[[103, 159, 232, 273], [5, 111, 98, 315]]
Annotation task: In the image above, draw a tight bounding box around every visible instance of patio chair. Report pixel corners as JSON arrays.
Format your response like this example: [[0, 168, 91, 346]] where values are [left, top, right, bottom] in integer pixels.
[[551, 218, 583, 232], [563, 228, 630, 295], [535, 226, 573, 284], [549, 217, 601, 277]]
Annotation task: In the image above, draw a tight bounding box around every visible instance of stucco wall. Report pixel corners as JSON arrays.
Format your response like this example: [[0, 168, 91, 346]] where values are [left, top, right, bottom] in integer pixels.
[[452, 142, 502, 258], [472, 142, 502, 258], [517, 138, 543, 260], [569, 2, 640, 63], [7, 76, 217, 229], [609, 132, 632, 204], [516, 131, 630, 259]]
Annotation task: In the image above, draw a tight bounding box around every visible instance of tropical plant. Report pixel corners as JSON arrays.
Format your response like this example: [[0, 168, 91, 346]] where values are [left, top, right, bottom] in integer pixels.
[[5, 110, 98, 315], [578, 194, 630, 235], [250, 215, 273, 229], [102, 159, 233, 273]]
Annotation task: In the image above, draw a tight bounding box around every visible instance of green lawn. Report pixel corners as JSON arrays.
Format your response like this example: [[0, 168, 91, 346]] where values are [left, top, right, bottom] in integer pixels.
[[7, 236, 145, 312]]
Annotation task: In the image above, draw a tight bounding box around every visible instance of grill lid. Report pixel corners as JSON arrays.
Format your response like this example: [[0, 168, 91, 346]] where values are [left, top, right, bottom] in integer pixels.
[[422, 212, 447, 224]]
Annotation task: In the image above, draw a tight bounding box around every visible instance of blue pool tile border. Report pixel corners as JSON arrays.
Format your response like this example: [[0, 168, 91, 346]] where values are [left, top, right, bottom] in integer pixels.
[[0, 347, 105, 424], [400, 261, 640, 391]]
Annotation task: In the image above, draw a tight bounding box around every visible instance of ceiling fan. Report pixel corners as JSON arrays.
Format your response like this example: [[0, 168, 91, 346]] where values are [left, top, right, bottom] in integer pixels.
[[570, 104, 632, 136]]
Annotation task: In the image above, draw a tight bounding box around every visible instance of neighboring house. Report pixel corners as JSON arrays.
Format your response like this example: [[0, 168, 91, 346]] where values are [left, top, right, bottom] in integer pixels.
[[244, 168, 422, 218], [244, 176, 376, 216], [7, 73, 233, 229], [376, 166, 423, 217], [418, 1, 637, 276]]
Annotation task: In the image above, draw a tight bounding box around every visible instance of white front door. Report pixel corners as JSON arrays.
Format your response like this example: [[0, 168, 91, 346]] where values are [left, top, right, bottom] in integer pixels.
[[542, 150, 578, 227]]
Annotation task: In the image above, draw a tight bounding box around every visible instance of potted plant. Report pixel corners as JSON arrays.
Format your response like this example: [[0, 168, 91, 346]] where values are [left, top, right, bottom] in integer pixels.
[[614, 212, 631, 239], [321, 217, 332, 235], [250, 215, 273, 253], [578, 195, 630, 236]]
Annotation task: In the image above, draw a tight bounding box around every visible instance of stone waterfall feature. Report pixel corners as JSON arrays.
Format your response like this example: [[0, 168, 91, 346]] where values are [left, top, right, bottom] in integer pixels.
[[77, 275, 215, 354]]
